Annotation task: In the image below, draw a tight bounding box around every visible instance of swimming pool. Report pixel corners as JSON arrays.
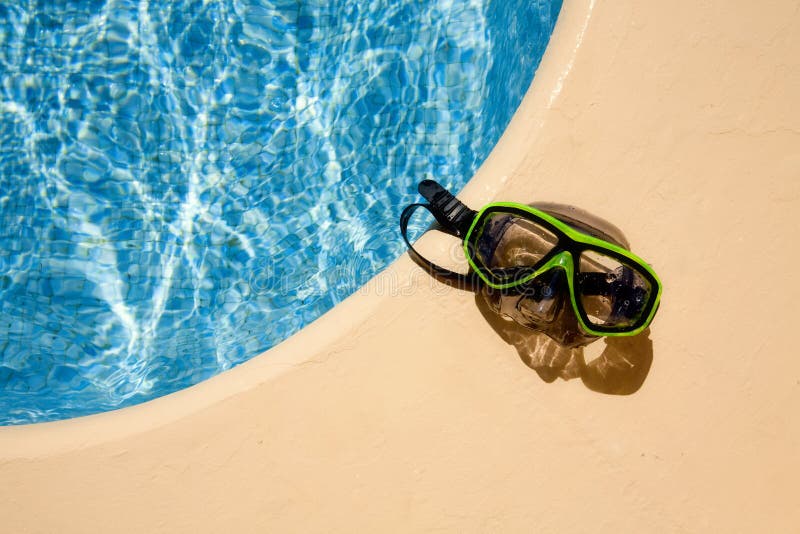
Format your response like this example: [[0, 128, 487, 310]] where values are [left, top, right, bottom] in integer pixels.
[[0, 0, 562, 425]]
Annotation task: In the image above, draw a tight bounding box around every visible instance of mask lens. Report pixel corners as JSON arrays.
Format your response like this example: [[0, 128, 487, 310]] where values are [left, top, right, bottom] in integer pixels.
[[472, 212, 558, 283], [578, 250, 653, 329]]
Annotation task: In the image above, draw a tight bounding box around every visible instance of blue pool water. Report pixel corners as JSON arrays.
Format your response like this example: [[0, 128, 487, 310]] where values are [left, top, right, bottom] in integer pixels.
[[0, 0, 562, 425]]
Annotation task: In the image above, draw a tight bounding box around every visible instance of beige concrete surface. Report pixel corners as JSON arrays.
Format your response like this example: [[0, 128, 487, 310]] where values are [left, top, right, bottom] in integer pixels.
[[2, 0, 800, 531]]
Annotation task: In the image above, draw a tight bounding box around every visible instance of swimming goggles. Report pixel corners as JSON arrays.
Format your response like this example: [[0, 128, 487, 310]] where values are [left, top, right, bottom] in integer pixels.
[[400, 180, 662, 337]]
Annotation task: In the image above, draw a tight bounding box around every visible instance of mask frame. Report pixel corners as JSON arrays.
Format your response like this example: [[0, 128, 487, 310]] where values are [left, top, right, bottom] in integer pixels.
[[399, 180, 662, 338]]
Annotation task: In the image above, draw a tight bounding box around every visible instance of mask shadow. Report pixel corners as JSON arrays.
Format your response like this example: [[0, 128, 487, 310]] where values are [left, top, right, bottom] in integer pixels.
[[474, 292, 654, 395]]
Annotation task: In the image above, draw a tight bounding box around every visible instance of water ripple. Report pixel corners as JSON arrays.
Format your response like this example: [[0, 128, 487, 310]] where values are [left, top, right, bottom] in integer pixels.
[[0, 0, 562, 424]]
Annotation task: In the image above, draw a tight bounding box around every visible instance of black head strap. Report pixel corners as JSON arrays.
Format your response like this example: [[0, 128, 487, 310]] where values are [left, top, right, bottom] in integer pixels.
[[417, 179, 476, 238], [399, 180, 479, 289]]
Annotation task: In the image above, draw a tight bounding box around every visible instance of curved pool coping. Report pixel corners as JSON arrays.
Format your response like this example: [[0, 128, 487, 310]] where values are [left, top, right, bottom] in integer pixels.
[[0, 0, 595, 451], [2, 0, 799, 531]]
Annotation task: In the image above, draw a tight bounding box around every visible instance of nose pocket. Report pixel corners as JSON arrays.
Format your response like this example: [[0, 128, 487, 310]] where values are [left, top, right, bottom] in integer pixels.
[[513, 269, 567, 325]]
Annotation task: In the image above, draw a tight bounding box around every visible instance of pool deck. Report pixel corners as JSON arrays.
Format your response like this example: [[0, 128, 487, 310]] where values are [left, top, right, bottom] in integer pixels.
[[2, 0, 800, 531]]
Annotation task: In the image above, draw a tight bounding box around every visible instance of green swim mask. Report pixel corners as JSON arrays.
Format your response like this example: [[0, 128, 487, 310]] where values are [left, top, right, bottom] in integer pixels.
[[400, 180, 662, 338]]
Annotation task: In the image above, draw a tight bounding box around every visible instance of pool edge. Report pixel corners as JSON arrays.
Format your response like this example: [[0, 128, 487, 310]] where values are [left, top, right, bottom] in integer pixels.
[[0, 0, 595, 454]]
